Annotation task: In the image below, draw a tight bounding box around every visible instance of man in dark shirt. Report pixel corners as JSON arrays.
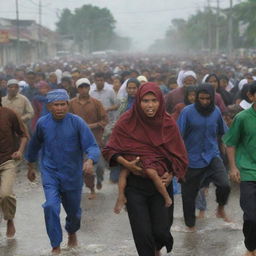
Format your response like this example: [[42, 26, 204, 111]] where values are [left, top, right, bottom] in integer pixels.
[[0, 91, 28, 237]]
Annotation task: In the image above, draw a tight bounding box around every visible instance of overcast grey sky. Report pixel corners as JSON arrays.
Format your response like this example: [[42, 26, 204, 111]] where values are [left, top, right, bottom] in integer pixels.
[[0, 0, 240, 49]]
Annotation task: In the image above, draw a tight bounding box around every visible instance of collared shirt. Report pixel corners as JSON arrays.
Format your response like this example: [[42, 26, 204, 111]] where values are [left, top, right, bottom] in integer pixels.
[[177, 104, 228, 168], [25, 113, 100, 191], [69, 96, 108, 147], [2, 93, 34, 123], [0, 107, 28, 165], [223, 105, 256, 181], [89, 85, 118, 122]]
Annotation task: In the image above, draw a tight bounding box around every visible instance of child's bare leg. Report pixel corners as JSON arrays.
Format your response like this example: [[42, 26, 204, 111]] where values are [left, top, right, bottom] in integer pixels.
[[146, 169, 172, 207], [114, 168, 129, 214]]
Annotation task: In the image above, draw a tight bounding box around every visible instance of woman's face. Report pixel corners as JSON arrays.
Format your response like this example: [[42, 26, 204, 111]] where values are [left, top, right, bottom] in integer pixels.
[[208, 76, 218, 90], [126, 82, 138, 97], [219, 78, 228, 89], [140, 92, 160, 117], [183, 76, 196, 87]]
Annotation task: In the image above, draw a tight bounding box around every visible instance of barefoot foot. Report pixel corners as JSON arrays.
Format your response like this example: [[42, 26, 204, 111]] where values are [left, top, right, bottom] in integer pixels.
[[197, 210, 205, 219], [52, 246, 61, 254], [243, 250, 255, 256], [114, 194, 127, 214], [186, 226, 196, 232], [88, 191, 96, 200], [6, 220, 16, 238], [68, 233, 77, 248], [216, 206, 231, 222]]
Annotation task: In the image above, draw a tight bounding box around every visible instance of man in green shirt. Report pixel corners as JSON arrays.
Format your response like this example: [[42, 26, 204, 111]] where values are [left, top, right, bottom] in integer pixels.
[[223, 82, 256, 256]]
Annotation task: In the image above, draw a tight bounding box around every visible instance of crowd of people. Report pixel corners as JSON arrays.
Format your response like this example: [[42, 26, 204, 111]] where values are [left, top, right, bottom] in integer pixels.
[[0, 53, 256, 256]]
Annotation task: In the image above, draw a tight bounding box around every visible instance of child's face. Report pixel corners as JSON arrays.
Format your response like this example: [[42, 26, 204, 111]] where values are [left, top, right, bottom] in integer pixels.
[[187, 91, 196, 104], [250, 92, 256, 103], [219, 79, 228, 89]]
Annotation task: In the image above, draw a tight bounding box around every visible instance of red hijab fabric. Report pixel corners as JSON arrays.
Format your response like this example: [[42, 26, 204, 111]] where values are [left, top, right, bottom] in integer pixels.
[[103, 82, 188, 178]]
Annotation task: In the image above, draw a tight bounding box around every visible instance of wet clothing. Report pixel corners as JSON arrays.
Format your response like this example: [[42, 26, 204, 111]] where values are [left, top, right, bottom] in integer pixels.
[[240, 181, 256, 251], [177, 104, 228, 168], [0, 107, 27, 165], [69, 96, 108, 147], [126, 174, 174, 256], [31, 94, 49, 131], [0, 160, 17, 220], [2, 93, 34, 124], [178, 90, 230, 228], [0, 107, 27, 221], [165, 87, 185, 114], [181, 157, 230, 227], [69, 96, 108, 188], [26, 113, 100, 190], [223, 105, 256, 252], [103, 83, 188, 255], [223, 106, 256, 181], [104, 82, 188, 179], [89, 85, 117, 123], [26, 112, 100, 247]]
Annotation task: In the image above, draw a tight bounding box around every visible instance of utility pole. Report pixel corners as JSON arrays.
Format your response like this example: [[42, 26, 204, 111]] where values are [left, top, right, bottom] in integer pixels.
[[228, 0, 233, 56], [15, 0, 20, 64], [216, 0, 220, 53], [207, 0, 212, 51], [38, 0, 42, 59]]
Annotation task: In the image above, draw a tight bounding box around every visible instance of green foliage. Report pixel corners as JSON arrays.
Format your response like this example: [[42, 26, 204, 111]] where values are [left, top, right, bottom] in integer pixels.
[[56, 5, 118, 52], [152, 0, 256, 53], [233, 0, 256, 47]]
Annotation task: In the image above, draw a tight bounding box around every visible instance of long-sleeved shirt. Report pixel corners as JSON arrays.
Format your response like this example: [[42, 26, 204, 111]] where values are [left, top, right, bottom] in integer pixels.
[[177, 104, 228, 168], [2, 93, 34, 123], [0, 107, 28, 165], [25, 113, 100, 190]]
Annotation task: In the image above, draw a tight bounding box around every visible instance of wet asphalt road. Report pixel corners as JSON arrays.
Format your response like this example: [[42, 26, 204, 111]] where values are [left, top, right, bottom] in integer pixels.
[[0, 170, 246, 256]]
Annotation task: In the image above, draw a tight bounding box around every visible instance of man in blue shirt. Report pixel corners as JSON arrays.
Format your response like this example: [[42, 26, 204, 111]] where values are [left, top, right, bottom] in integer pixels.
[[26, 89, 100, 254], [177, 83, 230, 231]]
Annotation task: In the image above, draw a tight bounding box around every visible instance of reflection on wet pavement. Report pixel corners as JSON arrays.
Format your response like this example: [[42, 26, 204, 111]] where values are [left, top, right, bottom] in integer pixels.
[[0, 172, 246, 256]]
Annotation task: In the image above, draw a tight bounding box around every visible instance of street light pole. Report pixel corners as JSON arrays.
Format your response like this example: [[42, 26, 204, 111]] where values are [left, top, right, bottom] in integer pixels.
[[38, 0, 42, 59], [216, 0, 220, 53]]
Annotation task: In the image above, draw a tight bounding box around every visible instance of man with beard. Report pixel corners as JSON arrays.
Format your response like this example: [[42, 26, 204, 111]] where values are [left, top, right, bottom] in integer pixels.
[[177, 83, 230, 231]]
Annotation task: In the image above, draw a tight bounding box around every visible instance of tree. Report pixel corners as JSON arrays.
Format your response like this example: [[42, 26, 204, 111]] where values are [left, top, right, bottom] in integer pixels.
[[232, 0, 256, 47], [56, 5, 117, 53], [150, 0, 256, 54], [56, 9, 73, 35]]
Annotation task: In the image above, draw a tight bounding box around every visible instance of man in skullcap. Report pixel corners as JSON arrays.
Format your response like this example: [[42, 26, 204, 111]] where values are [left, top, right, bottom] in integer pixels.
[[25, 89, 100, 254]]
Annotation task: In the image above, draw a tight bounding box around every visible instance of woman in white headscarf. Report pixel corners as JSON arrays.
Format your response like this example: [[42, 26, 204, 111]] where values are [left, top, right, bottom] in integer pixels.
[[165, 71, 197, 114]]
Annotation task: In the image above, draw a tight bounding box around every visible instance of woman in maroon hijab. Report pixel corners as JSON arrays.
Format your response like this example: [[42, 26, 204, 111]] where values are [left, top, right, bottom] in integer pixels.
[[103, 82, 188, 256]]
